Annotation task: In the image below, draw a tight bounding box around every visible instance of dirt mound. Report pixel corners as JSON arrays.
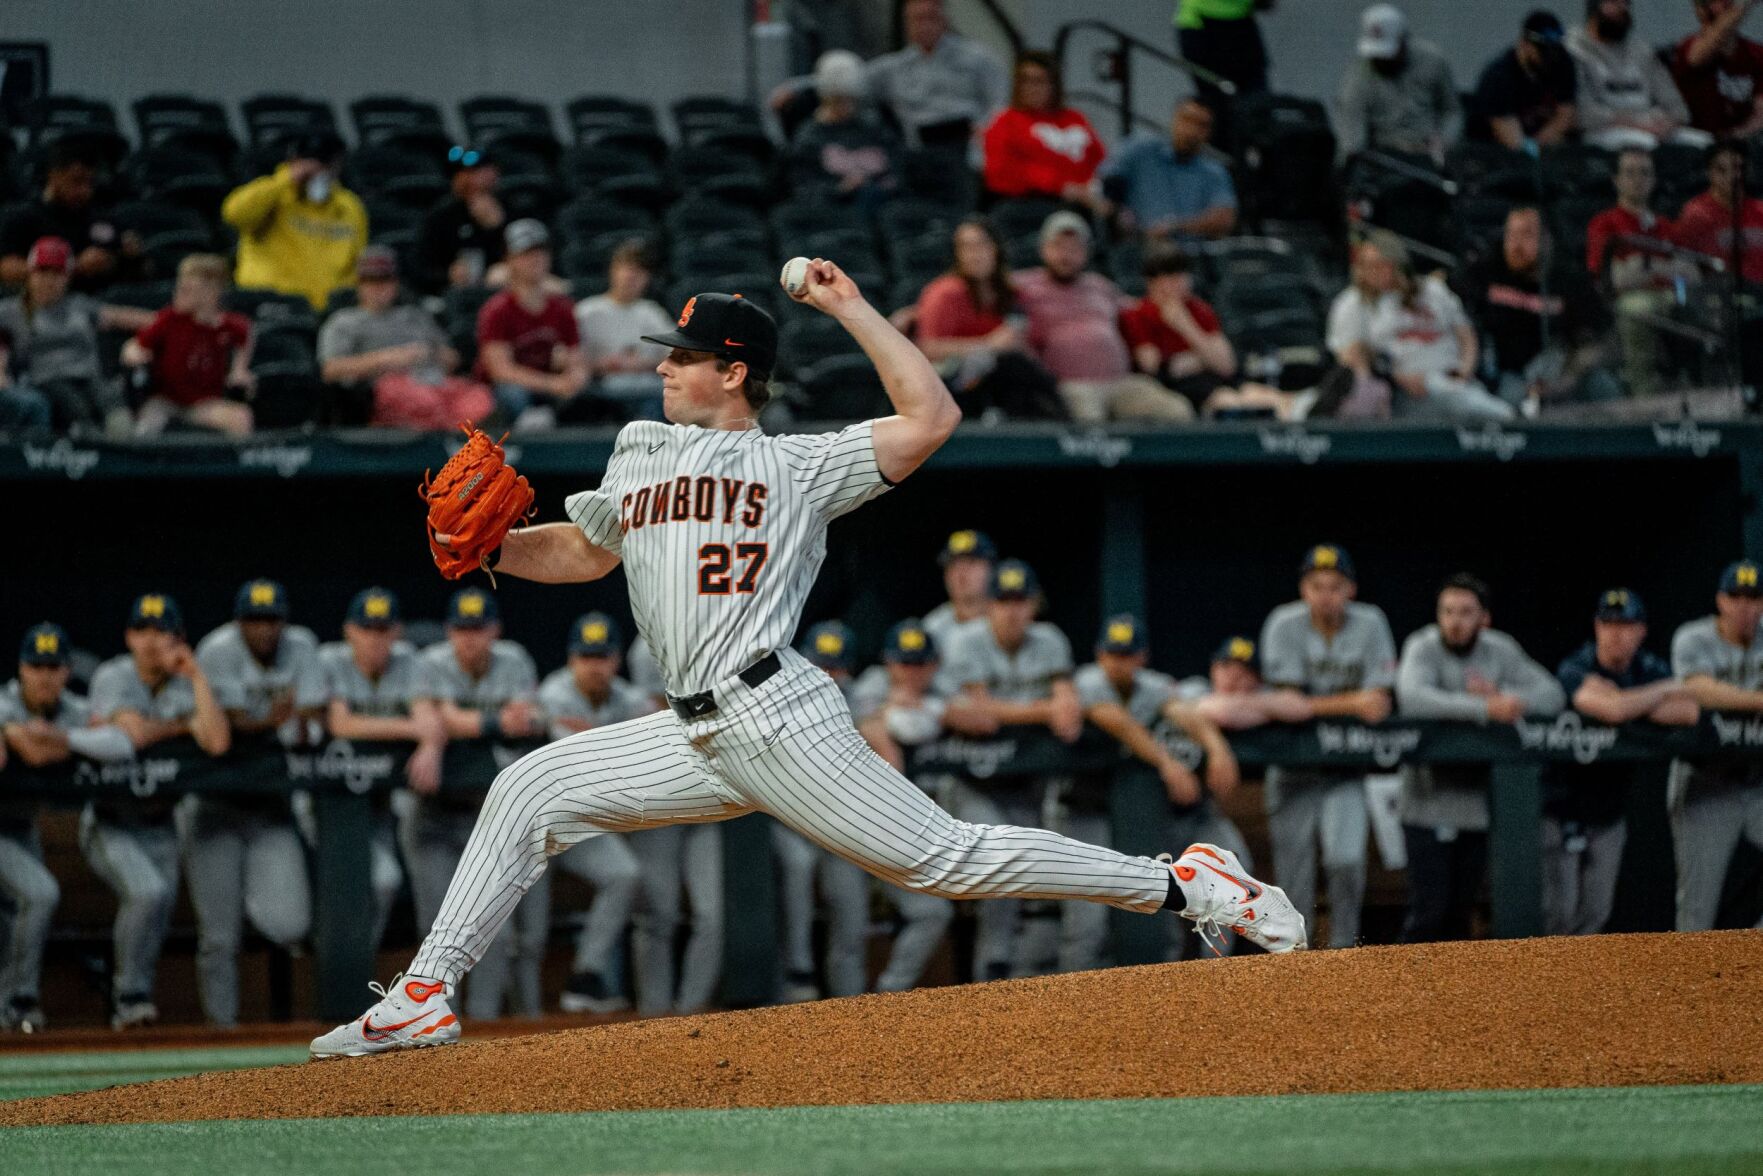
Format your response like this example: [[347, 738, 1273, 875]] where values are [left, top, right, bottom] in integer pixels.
[[6, 931, 1761, 1127]]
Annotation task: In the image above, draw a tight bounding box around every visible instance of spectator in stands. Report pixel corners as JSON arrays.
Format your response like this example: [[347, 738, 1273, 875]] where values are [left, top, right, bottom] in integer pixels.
[[222, 132, 367, 312], [788, 50, 901, 206], [1122, 243, 1296, 418], [1395, 574, 1564, 943], [1014, 212, 1196, 422], [1568, 0, 1696, 150], [1326, 231, 1515, 420], [1174, 0, 1272, 135], [1673, 139, 1763, 282], [907, 216, 1065, 420], [318, 246, 490, 430], [1098, 100, 1237, 242], [1586, 149, 1693, 397], [476, 219, 590, 431], [573, 239, 670, 421], [1671, 0, 1763, 140], [417, 145, 507, 295], [1547, 589, 1698, 937], [864, 0, 1010, 150], [0, 237, 151, 435], [1336, 4, 1461, 161], [121, 254, 254, 438], [1471, 11, 1578, 152], [0, 143, 132, 293], [1455, 206, 1621, 411], [981, 51, 1106, 208]]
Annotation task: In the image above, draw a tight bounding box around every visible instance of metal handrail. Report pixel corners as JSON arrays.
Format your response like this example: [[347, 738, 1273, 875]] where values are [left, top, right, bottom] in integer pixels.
[[1053, 19, 1235, 139]]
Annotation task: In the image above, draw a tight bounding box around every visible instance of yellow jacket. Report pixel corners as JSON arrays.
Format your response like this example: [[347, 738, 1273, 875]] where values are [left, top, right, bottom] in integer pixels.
[[222, 165, 368, 310]]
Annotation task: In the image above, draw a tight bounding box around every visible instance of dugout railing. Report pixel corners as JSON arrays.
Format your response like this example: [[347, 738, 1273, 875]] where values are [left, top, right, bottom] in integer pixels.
[[6, 715, 1761, 1021]]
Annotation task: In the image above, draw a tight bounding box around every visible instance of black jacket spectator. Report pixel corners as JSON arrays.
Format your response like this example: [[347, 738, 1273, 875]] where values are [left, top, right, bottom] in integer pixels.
[[1469, 12, 1578, 149], [0, 145, 133, 293]]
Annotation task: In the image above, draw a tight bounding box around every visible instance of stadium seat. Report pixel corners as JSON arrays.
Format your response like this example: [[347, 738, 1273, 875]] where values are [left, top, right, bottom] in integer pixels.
[[240, 94, 340, 153], [794, 352, 890, 421], [558, 229, 662, 281], [345, 146, 449, 209], [671, 237, 773, 280], [565, 95, 661, 142], [24, 95, 131, 168], [670, 145, 771, 206], [492, 149, 565, 220], [131, 94, 238, 165], [1542, 143, 1617, 200], [669, 271, 782, 319], [349, 95, 452, 155], [671, 96, 765, 138], [459, 95, 561, 162], [799, 227, 880, 272], [984, 196, 1065, 244], [125, 146, 233, 218], [899, 147, 977, 209], [556, 196, 658, 244], [560, 145, 669, 209], [249, 321, 323, 428], [1231, 93, 1337, 226], [226, 289, 318, 333], [769, 198, 870, 243], [777, 311, 865, 382], [890, 229, 952, 282], [104, 279, 177, 311], [664, 196, 767, 242], [876, 198, 960, 249], [108, 201, 215, 274]]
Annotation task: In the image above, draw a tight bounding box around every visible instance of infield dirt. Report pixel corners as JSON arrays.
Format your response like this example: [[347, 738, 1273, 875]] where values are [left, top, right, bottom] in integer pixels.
[[4, 930, 1759, 1126]]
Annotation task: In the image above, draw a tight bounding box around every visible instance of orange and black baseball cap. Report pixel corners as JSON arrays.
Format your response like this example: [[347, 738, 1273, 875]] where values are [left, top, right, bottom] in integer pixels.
[[643, 293, 777, 381]]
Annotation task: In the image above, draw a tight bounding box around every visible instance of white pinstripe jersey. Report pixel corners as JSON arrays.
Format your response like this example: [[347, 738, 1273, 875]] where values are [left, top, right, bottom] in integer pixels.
[[565, 419, 891, 697]]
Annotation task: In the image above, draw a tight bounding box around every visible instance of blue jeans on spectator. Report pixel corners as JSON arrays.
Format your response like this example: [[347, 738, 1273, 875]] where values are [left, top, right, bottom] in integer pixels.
[[1495, 349, 1625, 409], [0, 383, 51, 432], [493, 382, 537, 419]]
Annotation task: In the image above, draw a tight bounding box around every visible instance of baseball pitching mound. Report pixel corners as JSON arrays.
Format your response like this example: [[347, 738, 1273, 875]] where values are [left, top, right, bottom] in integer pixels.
[[6, 930, 1760, 1126]]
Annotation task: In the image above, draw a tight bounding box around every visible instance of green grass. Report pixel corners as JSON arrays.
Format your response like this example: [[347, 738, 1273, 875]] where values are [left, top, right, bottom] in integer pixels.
[[3, 1083, 1762, 1175], [0, 1047, 307, 1101]]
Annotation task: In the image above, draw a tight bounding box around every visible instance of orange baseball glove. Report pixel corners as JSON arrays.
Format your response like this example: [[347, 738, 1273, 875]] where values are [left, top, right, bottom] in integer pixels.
[[420, 425, 535, 581]]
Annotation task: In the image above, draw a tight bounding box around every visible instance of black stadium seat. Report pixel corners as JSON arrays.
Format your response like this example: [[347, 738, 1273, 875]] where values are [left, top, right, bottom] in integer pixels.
[[565, 95, 668, 161], [131, 94, 238, 165], [459, 96, 561, 162], [795, 352, 889, 421], [560, 145, 670, 209], [349, 95, 451, 155], [665, 196, 767, 241], [345, 146, 449, 209], [240, 94, 339, 153], [778, 315, 864, 381], [670, 145, 771, 206], [25, 95, 131, 168], [556, 196, 659, 246], [125, 147, 233, 218]]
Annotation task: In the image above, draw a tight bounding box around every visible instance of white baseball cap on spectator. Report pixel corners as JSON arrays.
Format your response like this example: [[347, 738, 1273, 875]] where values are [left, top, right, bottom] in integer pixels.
[[814, 50, 867, 100], [504, 218, 551, 255], [1358, 4, 1407, 60], [1039, 210, 1092, 246]]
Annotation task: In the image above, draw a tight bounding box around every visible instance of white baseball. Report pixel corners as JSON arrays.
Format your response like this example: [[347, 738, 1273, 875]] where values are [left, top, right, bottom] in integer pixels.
[[781, 256, 812, 297]]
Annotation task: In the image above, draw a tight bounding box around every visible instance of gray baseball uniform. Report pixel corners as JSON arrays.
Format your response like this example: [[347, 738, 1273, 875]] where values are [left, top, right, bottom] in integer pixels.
[[938, 618, 1076, 979], [536, 669, 644, 998], [0, 683, 90, 1008], [847, 664, 954, 992], [1669, 615, 1763, 931], [920, 603, 980, 658], [84, 655, 196, 1000], [186, 622, 324, 1026], [412, 639, 539, 1019], [407, 419, 1170, 994], [625, 636, 666, 702], [317, 640, 432, 949], [1258, 600, 1398, 948]]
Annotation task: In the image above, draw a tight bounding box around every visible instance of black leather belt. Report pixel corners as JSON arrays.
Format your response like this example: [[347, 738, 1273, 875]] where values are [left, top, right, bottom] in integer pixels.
[[667, 652, 781, 721]]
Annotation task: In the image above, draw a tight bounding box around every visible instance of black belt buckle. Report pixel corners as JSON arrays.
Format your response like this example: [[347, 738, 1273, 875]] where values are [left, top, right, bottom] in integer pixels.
[[667, 652, 781, 721]]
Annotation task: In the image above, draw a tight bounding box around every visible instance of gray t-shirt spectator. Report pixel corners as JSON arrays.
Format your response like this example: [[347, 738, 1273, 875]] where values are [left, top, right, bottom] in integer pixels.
[[1336, 39, 1462, 157], [866, 33, 1010, 142], [938, 621, 1073, 702], [0, 293, 103, 385], [317, 642, 433, 718], [573, 295, 671, 374], [1565, 26, 1690, 147], [196, 622, 327, 725], [536, 669, 656, 741], [317, 304, 450, 384], [1395, 624, 1565, 829], [420, 641, 537, 712], [1259, 601, 1398, 696], [1073, 663, 1179, 728]]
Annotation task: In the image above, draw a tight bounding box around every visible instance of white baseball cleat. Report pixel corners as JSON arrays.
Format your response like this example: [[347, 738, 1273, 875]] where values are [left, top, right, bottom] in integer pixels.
[[309, 974, 461, 1059], [1163, 843, 1307, 954]]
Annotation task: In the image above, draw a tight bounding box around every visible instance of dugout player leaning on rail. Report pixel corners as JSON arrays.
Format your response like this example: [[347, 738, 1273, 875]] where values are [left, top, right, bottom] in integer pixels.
[[311, 260, 1302, 1059], [0, 624, 133, 1033], [86, 595, 230, 1030], [188, 580, 323, 1028], [1667, 560, 1763, 932]]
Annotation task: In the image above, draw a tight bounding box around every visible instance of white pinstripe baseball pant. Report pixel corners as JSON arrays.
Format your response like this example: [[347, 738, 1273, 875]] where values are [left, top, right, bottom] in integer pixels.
[[410, 649, 1171, 989]]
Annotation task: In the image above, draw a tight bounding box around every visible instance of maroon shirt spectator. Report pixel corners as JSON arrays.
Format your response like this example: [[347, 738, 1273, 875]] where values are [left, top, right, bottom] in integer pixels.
[[1674, 141, 1763, 282], [1671, 0, 1763, 139], [475, 219, 589, 430], [120, 253, 254, 437]]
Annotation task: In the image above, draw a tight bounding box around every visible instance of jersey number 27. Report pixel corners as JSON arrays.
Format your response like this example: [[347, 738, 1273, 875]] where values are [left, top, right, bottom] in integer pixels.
[[698, 542, 769, 595]]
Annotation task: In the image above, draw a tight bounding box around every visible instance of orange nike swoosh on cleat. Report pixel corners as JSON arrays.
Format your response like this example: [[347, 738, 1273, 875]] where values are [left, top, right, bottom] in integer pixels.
[[414, 1015, 458, 1038], [362, 1009, 439, 1039], [404, 980, 445, 1002], [1185, 844, 1227, 866], [1197, 860, 1263, 902]]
